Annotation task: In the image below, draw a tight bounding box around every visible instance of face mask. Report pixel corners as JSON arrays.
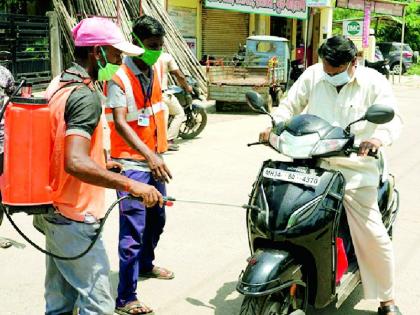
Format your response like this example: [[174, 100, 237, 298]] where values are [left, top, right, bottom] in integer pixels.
[[97, 47, 120, 81], [324, 62, 352, 86], [132, 33, 162, 66]]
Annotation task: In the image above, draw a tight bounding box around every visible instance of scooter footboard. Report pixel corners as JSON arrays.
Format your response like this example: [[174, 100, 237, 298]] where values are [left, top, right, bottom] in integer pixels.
[[237, 248, 305, 297]]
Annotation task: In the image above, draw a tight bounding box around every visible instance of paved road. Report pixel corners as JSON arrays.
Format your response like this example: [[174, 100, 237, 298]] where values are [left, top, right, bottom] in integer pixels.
[[1, 77, 420, 314]]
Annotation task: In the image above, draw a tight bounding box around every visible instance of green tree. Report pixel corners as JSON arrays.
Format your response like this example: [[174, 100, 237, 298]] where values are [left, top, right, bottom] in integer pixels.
[[333, 2, 420, 52]]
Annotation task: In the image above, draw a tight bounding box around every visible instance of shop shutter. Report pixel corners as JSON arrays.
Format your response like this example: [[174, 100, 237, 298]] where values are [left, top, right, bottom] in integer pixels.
[[202, 8, 249, 58]]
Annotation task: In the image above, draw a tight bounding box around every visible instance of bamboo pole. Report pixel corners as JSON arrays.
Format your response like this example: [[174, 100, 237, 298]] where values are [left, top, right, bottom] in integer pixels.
[[53, 0, 207, 95]]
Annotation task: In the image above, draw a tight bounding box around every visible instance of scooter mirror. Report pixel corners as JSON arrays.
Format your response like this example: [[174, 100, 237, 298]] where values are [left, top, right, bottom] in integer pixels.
[[364, 104, 395, 124], [245, 91, 267, 114]]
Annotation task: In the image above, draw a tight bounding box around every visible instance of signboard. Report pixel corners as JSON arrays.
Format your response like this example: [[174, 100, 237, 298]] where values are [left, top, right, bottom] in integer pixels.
[[343, 20, 363, 36], [374, 2, 404, 16], [168, 6, 197, 38], [306, 0, 331, 7], [336, 0, 405, 17], [185, 37, 197, 56], [205, 0, 308, 20]]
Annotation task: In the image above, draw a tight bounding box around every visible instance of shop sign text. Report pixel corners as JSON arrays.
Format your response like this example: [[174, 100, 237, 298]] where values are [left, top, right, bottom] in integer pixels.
[[205, 0, 308, 20]]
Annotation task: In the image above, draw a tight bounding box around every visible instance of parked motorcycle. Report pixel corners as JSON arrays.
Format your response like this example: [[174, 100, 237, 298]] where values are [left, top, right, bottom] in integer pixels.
[[365, 59, 390, 80], [236, 91, 399, 315], [289, 59, 304, 83], [166, 77, 207, 140]]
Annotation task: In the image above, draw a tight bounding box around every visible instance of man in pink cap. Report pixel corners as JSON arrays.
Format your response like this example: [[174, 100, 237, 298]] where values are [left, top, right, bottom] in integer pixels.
[[35, 17, 163, 315]]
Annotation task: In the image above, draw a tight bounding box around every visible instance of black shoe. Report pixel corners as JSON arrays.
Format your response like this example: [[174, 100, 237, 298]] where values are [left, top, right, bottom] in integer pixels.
[[378, 305, 402, 315]]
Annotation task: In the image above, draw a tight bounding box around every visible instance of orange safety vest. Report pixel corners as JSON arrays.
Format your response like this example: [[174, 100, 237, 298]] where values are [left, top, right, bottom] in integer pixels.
[[46, 73, 106, 222], [105, 64, 168, 160]]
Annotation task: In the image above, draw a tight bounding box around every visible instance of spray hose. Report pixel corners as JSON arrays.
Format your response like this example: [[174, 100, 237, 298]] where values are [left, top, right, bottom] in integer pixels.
[[2, 195, 138, 260], [2, 194, 260, 260]]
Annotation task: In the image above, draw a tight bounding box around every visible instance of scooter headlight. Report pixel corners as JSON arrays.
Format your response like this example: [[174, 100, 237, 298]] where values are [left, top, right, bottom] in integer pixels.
[[311, 139, 348, 156], [278, 131, 320, 158]]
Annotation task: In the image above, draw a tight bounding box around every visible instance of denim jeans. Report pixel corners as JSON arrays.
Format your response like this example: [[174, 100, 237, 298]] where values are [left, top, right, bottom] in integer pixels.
[[39, 210, 114, 315]]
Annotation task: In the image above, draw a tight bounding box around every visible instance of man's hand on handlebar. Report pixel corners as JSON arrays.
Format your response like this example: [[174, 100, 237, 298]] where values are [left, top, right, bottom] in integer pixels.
[[128, 181, 164, 208], [259, 127, 272, 143], [358, 138, 382, 157]]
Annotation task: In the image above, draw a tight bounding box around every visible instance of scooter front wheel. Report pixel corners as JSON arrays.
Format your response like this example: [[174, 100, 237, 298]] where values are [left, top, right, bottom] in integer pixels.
[[239, 284, 307, 315]]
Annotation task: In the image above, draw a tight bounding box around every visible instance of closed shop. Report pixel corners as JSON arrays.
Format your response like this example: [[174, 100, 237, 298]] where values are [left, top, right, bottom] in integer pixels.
[[202, 7, 249, 58]]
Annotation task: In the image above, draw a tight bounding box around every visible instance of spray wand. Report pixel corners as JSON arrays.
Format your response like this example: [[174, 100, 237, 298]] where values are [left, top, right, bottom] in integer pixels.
[[3, 195, 261, 260]]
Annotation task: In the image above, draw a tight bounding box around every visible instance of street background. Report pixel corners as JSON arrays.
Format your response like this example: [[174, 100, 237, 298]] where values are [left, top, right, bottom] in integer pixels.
[[0, 76, 420, 314]]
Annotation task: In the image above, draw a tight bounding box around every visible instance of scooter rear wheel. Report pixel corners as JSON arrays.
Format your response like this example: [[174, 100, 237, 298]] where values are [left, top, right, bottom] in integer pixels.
[[239, 283, 307, 315]]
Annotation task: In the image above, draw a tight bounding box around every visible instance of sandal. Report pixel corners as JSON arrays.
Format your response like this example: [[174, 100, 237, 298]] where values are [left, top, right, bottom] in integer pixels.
[[139, 266, 175, 280], [378, 304, 402, 315], [115, 301, 154, 315], [0, 239, 12, 249]]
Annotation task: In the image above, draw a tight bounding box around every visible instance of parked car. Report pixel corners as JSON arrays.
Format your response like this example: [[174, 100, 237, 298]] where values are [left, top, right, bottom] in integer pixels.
[[377, 42, 414, 74]]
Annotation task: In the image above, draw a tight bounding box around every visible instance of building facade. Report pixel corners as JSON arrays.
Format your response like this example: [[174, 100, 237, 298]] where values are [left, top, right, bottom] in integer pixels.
[[162, 0, 333, 65]]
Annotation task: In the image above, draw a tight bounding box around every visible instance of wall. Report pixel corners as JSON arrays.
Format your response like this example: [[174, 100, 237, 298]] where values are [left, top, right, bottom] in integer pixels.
[[167, 0, 201, 58], [249, 14, 271, 36]]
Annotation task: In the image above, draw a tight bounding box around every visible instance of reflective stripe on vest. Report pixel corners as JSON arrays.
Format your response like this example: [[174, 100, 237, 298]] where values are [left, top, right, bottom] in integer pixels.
[[106, 62, 168, 159], [115, 67, 136, 113]]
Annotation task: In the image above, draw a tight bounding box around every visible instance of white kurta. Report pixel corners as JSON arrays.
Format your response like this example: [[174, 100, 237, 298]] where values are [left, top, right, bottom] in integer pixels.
[[274, 63, 403, 189], [274, 63, 403, 301]]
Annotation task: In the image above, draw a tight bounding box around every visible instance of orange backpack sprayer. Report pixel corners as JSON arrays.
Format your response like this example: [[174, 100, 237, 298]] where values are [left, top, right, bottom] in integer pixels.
[[2, 95, 52, 214], [0, 80, 174, 259]]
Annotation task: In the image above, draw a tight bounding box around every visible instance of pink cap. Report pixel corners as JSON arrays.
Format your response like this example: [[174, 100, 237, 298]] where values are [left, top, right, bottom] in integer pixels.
[[72, 17, 144, 56]]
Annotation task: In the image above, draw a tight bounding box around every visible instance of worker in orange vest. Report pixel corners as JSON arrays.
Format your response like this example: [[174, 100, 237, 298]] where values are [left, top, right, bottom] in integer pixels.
[[106, 15, 173, 315], [37, 17, 163, 315]]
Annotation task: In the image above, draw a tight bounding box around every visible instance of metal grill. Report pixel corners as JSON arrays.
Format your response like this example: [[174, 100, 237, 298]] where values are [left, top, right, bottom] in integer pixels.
[[0, 13, 51, 90]]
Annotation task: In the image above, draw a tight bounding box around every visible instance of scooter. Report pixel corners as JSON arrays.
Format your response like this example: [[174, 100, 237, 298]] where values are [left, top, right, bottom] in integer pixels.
[[166, 76, 207, 140], [236, 91, 399, 315]]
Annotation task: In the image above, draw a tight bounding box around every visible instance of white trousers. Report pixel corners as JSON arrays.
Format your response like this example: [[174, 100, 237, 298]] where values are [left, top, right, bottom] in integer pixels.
[[344, 187, 395, 301], [162, 93, 185, 141]]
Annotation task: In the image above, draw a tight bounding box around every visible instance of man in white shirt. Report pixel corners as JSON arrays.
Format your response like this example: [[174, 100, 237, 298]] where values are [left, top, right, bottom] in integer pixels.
[[0, 65, 14, 248], [260, 36, 403, 315], [156, 52, 192, 151]]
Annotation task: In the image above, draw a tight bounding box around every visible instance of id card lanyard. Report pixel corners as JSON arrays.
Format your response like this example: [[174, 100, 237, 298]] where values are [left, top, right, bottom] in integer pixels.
[[140, 68, 159, 150]]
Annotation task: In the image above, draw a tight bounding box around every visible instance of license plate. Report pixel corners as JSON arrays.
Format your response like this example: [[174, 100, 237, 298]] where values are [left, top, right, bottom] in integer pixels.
[[262, 168, 320, 187]]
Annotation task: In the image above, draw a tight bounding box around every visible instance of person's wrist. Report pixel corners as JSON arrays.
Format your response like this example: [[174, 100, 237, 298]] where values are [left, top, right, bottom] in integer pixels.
[[124, 180, 132, 193]]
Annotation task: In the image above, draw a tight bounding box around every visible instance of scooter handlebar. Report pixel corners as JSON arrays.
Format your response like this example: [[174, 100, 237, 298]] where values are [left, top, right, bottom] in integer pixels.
[[347, 146, 378, 158]]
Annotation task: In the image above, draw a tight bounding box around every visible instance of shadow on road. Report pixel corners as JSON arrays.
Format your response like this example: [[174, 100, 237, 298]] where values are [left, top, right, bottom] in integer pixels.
[[307, 286, 376, 315], [186, 281, 242, 314], [185, 281, 377, 315]]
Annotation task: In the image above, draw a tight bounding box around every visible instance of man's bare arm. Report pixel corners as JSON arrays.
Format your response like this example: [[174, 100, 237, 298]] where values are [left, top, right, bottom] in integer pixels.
[[65, 135, 163, 207], [170, 69, 192, 93]]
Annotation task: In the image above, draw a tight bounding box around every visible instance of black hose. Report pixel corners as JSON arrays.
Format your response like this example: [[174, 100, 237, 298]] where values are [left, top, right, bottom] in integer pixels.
[[0, 79, 26, 122], [2, 194, 131, 260]]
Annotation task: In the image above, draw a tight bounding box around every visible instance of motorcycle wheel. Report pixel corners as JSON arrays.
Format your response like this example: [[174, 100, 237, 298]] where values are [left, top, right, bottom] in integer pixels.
[[239, 283, 307, 315], [178, 107, 207, 140]]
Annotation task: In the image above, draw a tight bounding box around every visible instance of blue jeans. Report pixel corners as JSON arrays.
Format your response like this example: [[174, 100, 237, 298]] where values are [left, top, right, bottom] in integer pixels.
[[116, 170, 166, 307], [39, 210, 114, 315]]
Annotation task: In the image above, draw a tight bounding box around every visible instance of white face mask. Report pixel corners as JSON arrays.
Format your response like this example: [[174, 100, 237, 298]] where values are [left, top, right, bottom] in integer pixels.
[[324, 62, 352, 86]]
